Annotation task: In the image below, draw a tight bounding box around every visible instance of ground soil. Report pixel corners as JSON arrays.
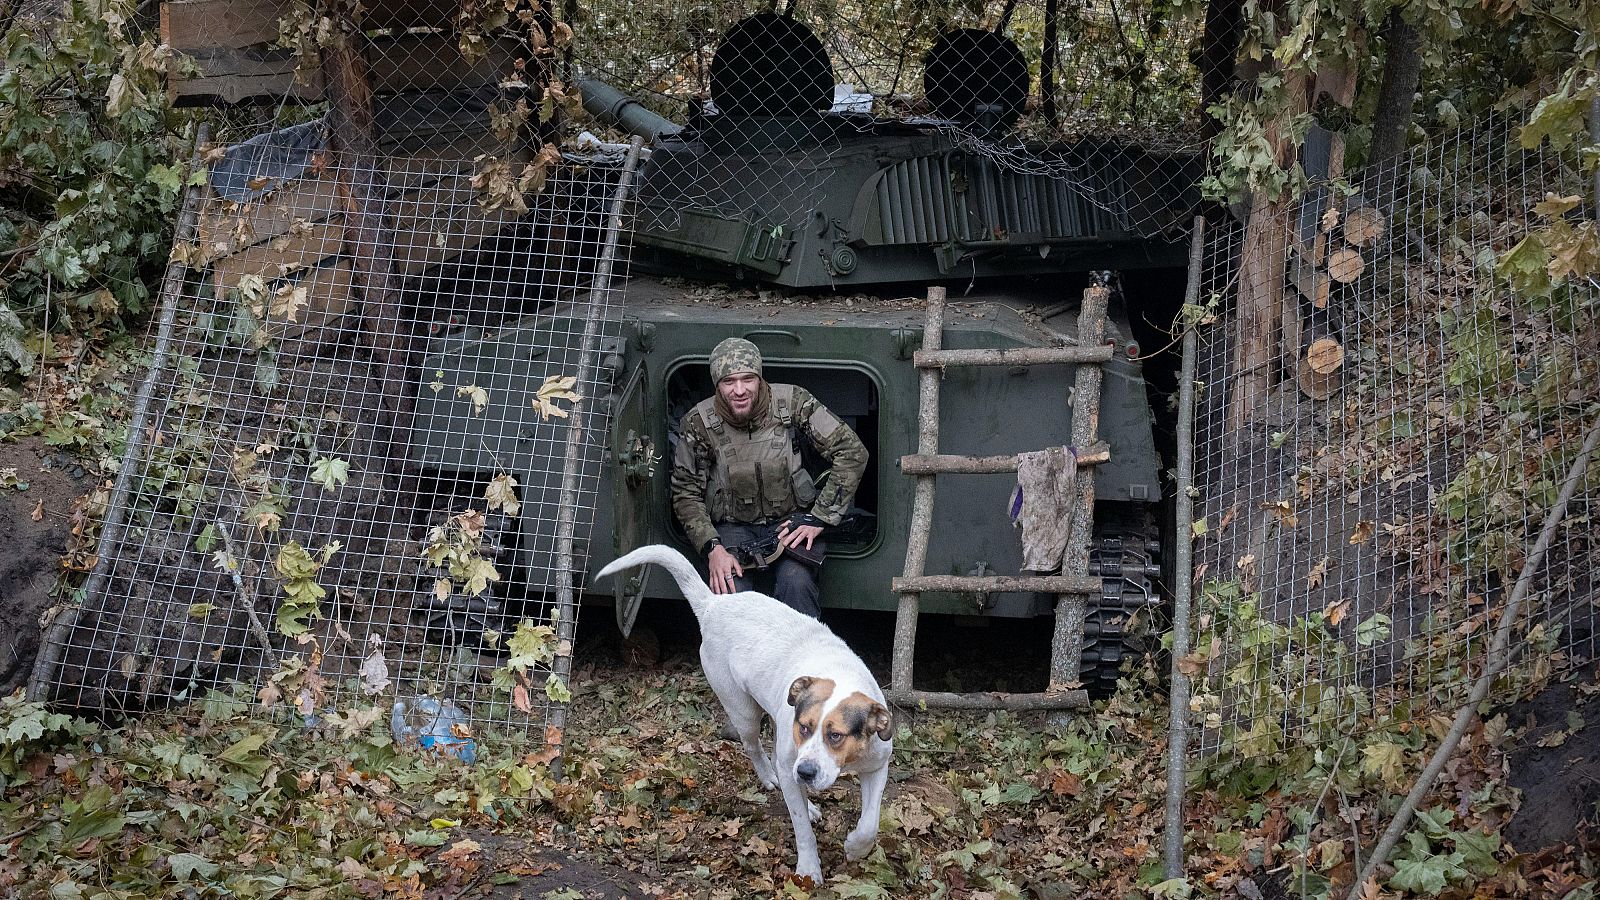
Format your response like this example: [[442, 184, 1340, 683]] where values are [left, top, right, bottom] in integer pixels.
[[0, 436, 90, 695], [1502, 667, 1600, 852]]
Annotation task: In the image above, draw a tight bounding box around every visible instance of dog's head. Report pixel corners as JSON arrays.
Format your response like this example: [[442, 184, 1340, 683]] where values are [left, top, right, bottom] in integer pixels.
[[786, 675, 892, 791]]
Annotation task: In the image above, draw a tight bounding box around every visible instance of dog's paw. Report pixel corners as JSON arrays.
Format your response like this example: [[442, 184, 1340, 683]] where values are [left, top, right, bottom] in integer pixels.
[[807, 799, 822, 823], [844, 828, 877, 860], [758, 773, 778, 791], [794, 863, 823, 885]]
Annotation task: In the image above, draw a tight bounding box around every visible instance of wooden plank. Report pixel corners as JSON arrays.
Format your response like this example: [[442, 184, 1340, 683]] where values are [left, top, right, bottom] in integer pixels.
[[169, 34, 519, 106], [161, 0, 454, 51], [893, 575, 1102, 594], [914, 344, 1113, 368], [884, 688, 1089, 711], [391, 183, 523, 276], [198, 174, 345, 263], [899, 442, 1110, 475], [251, 259, 356, 341], [212, 215, 345, 293]]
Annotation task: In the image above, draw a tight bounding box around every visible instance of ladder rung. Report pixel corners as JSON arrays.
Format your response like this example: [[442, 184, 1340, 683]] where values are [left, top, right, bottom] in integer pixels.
[[914, 345, 1113, 369], [884, 688, 1089, 711], [900, 442, 1109, 475], [893, 575, 1101, 594]]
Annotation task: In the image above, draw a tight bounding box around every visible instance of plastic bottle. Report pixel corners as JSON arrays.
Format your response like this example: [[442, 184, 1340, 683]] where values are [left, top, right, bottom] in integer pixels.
[[390, 696, 477, 763]]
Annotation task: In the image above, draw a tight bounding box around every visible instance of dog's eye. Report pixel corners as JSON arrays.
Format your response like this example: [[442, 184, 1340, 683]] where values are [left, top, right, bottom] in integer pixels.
[[827, 732, 844, 747], [799, 724, 813, 738]]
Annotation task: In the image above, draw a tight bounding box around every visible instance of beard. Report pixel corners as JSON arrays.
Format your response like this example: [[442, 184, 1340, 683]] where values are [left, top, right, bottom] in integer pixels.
[[714, 378, 771, 426]]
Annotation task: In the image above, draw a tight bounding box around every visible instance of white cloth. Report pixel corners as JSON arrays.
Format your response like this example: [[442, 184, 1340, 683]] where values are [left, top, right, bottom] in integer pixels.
[[1009, 446, 1078, 572]]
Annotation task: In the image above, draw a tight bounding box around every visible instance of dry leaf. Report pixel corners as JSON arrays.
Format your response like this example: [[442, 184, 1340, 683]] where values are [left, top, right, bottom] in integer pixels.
[[485, 473, 521, 517], [30, 499, 43, 522], [456, 384, 490, 415], [1307, 555, 1331, 590], [532, 374, 581, 420], [1349, 520, 1377, 544], [1323, 599, 1351, 626], [512, 683, 533, 713], [1262, 499, 1297, 528]]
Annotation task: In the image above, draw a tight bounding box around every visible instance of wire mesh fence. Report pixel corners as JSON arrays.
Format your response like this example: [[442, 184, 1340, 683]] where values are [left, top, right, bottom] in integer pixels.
[[1189, 112, 1600, 756], [33, 94, 639, 749]]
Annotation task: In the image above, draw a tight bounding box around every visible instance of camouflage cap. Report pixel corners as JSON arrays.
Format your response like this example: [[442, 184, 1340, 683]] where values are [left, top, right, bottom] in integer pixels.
[[710, 337, 763, 383]]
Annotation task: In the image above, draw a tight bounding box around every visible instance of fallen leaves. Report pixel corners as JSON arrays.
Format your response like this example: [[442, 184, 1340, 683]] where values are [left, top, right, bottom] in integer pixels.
[[533, 374, 580, 420]]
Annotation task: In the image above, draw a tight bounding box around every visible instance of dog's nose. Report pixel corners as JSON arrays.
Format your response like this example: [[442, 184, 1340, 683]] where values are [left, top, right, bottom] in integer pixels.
[[796, 761, 818, 783]]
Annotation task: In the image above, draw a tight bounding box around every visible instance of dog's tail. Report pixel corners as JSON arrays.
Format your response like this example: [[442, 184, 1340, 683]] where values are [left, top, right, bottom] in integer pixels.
[[595, 545, 715, 616]]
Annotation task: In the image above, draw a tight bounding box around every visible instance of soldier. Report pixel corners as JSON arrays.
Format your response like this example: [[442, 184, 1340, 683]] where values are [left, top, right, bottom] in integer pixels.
[[671, 337, 869, 617]]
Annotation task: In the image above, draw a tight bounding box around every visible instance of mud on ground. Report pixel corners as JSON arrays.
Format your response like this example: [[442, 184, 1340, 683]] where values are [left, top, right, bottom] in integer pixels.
[[0, 436, 90, 696]]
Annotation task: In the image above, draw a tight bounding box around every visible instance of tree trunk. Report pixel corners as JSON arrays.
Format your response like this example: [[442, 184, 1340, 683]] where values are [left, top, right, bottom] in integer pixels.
[[1229, 62, 1309, 428], [322, 23, 416, 477], [1041, 0, 1059, 130], [1368, 8, 1422, 164], [1196, 0, 1244, 142]]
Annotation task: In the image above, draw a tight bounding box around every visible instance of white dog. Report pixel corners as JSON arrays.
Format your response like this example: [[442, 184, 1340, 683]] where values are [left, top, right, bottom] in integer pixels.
[[596, 545, 893, 882]]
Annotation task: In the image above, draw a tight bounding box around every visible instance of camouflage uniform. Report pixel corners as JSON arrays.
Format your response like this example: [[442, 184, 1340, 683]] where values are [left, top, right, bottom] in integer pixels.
[[671, 338, 868, 615]]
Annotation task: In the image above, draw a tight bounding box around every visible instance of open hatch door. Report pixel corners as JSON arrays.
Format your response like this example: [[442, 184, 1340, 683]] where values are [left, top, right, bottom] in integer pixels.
[[611, 360, 655, 636]]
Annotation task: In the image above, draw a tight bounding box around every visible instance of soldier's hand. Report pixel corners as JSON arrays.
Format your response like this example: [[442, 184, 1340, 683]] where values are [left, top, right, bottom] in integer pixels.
[[708, 544, 743, 594], [778, 522, 823, 550]]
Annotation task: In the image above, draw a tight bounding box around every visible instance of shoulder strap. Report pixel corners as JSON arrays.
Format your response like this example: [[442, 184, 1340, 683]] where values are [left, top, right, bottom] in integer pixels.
[[769, 383, 796, 427], [693, 396, 725, 436]]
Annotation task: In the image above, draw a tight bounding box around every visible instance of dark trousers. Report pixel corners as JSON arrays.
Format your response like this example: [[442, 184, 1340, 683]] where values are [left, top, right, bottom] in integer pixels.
[[714, 522, 824, 618]]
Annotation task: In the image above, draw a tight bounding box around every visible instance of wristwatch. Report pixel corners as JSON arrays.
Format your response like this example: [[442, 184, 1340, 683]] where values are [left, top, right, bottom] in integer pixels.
[[701, 537, 722, 556]]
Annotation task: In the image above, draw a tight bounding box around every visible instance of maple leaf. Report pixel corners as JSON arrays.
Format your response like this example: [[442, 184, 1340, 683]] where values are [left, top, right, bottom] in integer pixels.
[[1533, 192, 1582, 218], [545, 673, 572, 702], [454, 509, 487, 538], [461, 556, 501, 596], [484, 473, 521, 516], [1360, 739, 1406, 786], [532, 374, 581, 420], [310, 456, 349, 491], [455, 384, 489, 415]]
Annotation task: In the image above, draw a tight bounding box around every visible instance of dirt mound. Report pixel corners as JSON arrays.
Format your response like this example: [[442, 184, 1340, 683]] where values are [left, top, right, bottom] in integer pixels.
[[0, 437, 89, 695]]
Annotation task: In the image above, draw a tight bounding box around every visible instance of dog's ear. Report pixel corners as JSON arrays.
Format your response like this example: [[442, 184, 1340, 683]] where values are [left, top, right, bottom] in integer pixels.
[[869, 702, 893, 741], [787, 676, 816, 707]]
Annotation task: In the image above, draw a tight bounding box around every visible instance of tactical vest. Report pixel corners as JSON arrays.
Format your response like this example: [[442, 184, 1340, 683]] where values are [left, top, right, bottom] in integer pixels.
[[695, 383, 818, 523]]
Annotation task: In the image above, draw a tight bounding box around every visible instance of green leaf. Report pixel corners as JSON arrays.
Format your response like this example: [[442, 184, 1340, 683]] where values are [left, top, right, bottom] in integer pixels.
[[1388, 831, 1468, 896], [167, 852, 219, 881], [1354, 613, 1392, 647], [61, 808, 126, 846], [545, 673, 572, 703], [310, 456, 350, 491], [1451, 828, 1501, 876], [194, 524, 217, 553], [403, 829, 448, 847]]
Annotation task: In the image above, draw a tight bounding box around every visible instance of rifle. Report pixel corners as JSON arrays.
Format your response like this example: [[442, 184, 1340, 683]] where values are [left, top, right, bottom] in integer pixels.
[[727, 515, 826, 569]]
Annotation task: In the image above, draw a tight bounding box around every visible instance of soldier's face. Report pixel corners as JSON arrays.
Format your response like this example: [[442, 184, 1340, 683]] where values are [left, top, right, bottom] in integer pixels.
[[717, 372, 761, 419]]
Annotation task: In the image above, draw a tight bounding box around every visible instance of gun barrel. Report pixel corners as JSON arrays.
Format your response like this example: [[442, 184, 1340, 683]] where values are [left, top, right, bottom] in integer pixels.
[[578, 78, 683, 143]]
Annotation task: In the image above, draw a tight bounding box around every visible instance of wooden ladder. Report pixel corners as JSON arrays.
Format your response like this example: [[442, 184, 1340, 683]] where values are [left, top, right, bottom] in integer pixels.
[[887, 276, 1115, 711]]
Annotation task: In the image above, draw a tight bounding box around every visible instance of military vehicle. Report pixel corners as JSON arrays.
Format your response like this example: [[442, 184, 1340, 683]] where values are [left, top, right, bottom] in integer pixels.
[[409, 14, 1197, 692]]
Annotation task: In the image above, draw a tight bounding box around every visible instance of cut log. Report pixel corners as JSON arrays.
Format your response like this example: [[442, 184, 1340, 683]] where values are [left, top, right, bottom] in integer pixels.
[[1298, 314, 1344, 399], [1307, 336, 1344, 375], [1344, 206, 1386, 247], [1327, 247, 1366, 283], [1297, 356, 1339, 400]]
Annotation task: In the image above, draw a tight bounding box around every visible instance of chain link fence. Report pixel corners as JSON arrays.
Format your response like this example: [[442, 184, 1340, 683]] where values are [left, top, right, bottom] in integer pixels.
[[1188, 113, 1600, 760]]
